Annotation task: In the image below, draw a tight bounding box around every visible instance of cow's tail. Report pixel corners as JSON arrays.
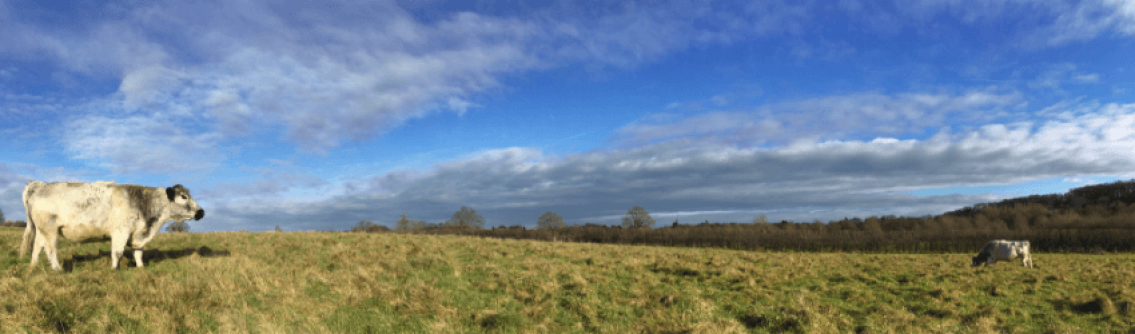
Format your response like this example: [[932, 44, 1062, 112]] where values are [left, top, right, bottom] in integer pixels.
[[19, 182, 36, 259]]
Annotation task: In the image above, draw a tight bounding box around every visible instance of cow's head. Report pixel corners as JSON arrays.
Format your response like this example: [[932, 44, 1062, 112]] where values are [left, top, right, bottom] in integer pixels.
[[165, 184, 205, 221], [971, 251, 990, 267]]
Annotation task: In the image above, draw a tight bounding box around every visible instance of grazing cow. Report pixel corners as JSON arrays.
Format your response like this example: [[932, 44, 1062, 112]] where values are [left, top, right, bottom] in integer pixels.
[[972, 240, 1033, 268], [20, 181, 205, 271]]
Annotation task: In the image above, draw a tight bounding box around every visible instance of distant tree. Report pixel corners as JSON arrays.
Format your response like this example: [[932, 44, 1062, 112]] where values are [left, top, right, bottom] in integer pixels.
[[752, 214, 772, 232], [275, 225, 282, 232], [753, 214, 768, 224], [395, 214, 428, 231], [0, 206, 5, 223], [352, 220, 378, 232], [621, 206, 655, 229], [446, 206, 485, 229], [166, 221, 190, 233], [536, 211, 567, 230], [1009, 213, 1030, 231], [828, 219, 856, 232], [861, 217, 881, 234]]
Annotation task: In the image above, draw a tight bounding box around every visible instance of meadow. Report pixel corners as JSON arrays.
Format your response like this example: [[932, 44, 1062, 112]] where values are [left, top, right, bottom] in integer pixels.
[[1, 228, 1133, 333]]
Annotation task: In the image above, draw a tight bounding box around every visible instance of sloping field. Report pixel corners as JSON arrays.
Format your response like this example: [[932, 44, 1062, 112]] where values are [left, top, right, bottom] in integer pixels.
[[1, 229, 1133, 333]]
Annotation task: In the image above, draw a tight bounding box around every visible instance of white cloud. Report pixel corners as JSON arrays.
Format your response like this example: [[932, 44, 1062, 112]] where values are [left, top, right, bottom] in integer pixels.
[[536, 1, 809, 68], [614, 89, 1024, 146], [1029, 63, 1103, 92], [1074, 73, 1100, 83], [63, 113, 223, 174], [0, 67, 15, 79], [827, 0, 1135, 48], [1042, 0, 1135, 46], [204, 169, 330, 205]]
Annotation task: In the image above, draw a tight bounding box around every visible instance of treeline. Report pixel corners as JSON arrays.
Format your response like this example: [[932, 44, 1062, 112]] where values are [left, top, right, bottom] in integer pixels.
[[944, 179, 1135, 217], [380, 202, 1135, 253], [462, 221, 1135, 254], [1, 221, 25, 228], [370, 180, 1135, 253]]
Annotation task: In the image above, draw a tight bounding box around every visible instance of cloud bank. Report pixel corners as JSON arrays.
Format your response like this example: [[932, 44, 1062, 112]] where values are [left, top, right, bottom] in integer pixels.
[[197, 100, 1135, 231]]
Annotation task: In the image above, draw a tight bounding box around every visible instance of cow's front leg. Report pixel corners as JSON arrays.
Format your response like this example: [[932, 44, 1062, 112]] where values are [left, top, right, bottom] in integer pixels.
[[133, 247, 145, 268], [110, 232, 129, 270]]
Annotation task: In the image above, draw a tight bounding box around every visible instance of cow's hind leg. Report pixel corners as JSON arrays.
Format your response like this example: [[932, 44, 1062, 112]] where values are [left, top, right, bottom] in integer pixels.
[[29, 230, 45, 267], [110, 233, 129, 270]]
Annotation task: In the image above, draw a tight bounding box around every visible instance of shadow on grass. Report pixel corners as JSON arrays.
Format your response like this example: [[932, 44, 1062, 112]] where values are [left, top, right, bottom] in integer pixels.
[[1047, 295, 1135, 315], [63, 246, 231, 272]]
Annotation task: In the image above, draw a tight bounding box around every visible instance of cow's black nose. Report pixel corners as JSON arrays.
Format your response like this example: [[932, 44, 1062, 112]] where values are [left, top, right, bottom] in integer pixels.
[[195, 209, 205, 220]]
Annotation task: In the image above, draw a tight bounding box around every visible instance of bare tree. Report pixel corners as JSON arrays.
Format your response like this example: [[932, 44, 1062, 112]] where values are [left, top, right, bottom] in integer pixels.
[[396, 214, 411, 231], [401, 214, 415, 230], [752, 214, 772, 232], [351, 220, 377, 232], [166, 221, 190, 233], [753, 214, 768, 224], [395, 214, 428, 231], [447, 206, 485, 229], [536, 211, 567, 230], [621, 206, 655, 229]]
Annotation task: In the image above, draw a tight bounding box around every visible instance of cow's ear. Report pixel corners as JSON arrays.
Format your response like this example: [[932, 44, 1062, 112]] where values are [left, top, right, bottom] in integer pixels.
[[166, 187, 176, 202]]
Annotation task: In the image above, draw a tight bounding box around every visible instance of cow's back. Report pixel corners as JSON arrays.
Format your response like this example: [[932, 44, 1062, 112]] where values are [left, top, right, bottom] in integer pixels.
[[25, 182, 118, 238]]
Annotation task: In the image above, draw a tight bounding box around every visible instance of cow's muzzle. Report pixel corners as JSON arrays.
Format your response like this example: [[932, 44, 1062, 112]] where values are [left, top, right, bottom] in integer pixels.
[[195, 209, 205, 220]]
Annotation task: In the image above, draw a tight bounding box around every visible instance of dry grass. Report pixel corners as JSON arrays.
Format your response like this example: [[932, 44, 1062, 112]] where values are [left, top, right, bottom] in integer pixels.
[[1, 228, 1133, 333]]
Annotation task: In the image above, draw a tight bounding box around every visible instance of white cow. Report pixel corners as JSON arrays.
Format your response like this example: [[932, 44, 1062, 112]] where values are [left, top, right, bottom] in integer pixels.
[[20, 181, 205, 271], [972, 240, 1033, 268]]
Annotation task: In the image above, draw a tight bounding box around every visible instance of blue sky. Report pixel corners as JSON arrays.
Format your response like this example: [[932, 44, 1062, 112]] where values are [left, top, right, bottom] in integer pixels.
[[2, 0, 1134, 231]]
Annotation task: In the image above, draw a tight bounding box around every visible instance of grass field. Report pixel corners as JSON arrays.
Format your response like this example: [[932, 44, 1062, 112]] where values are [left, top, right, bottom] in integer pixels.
[[1, 228, 1133, 333]]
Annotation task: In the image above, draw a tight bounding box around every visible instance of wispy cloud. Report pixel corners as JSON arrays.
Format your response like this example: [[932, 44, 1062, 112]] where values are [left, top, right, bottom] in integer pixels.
[[1030, 63, 1102, 92], [615, 89, 1024, 146], [1039, 0, 1135, 46], [1074, 73, 1100, 83], [205, 165, 330, 201], [2, 0, 544, 156], [63, 113, 223, 174]]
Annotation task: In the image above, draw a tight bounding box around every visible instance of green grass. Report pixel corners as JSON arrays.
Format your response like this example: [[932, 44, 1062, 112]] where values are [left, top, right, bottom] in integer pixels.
[[1, 228, 1133, 333]]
